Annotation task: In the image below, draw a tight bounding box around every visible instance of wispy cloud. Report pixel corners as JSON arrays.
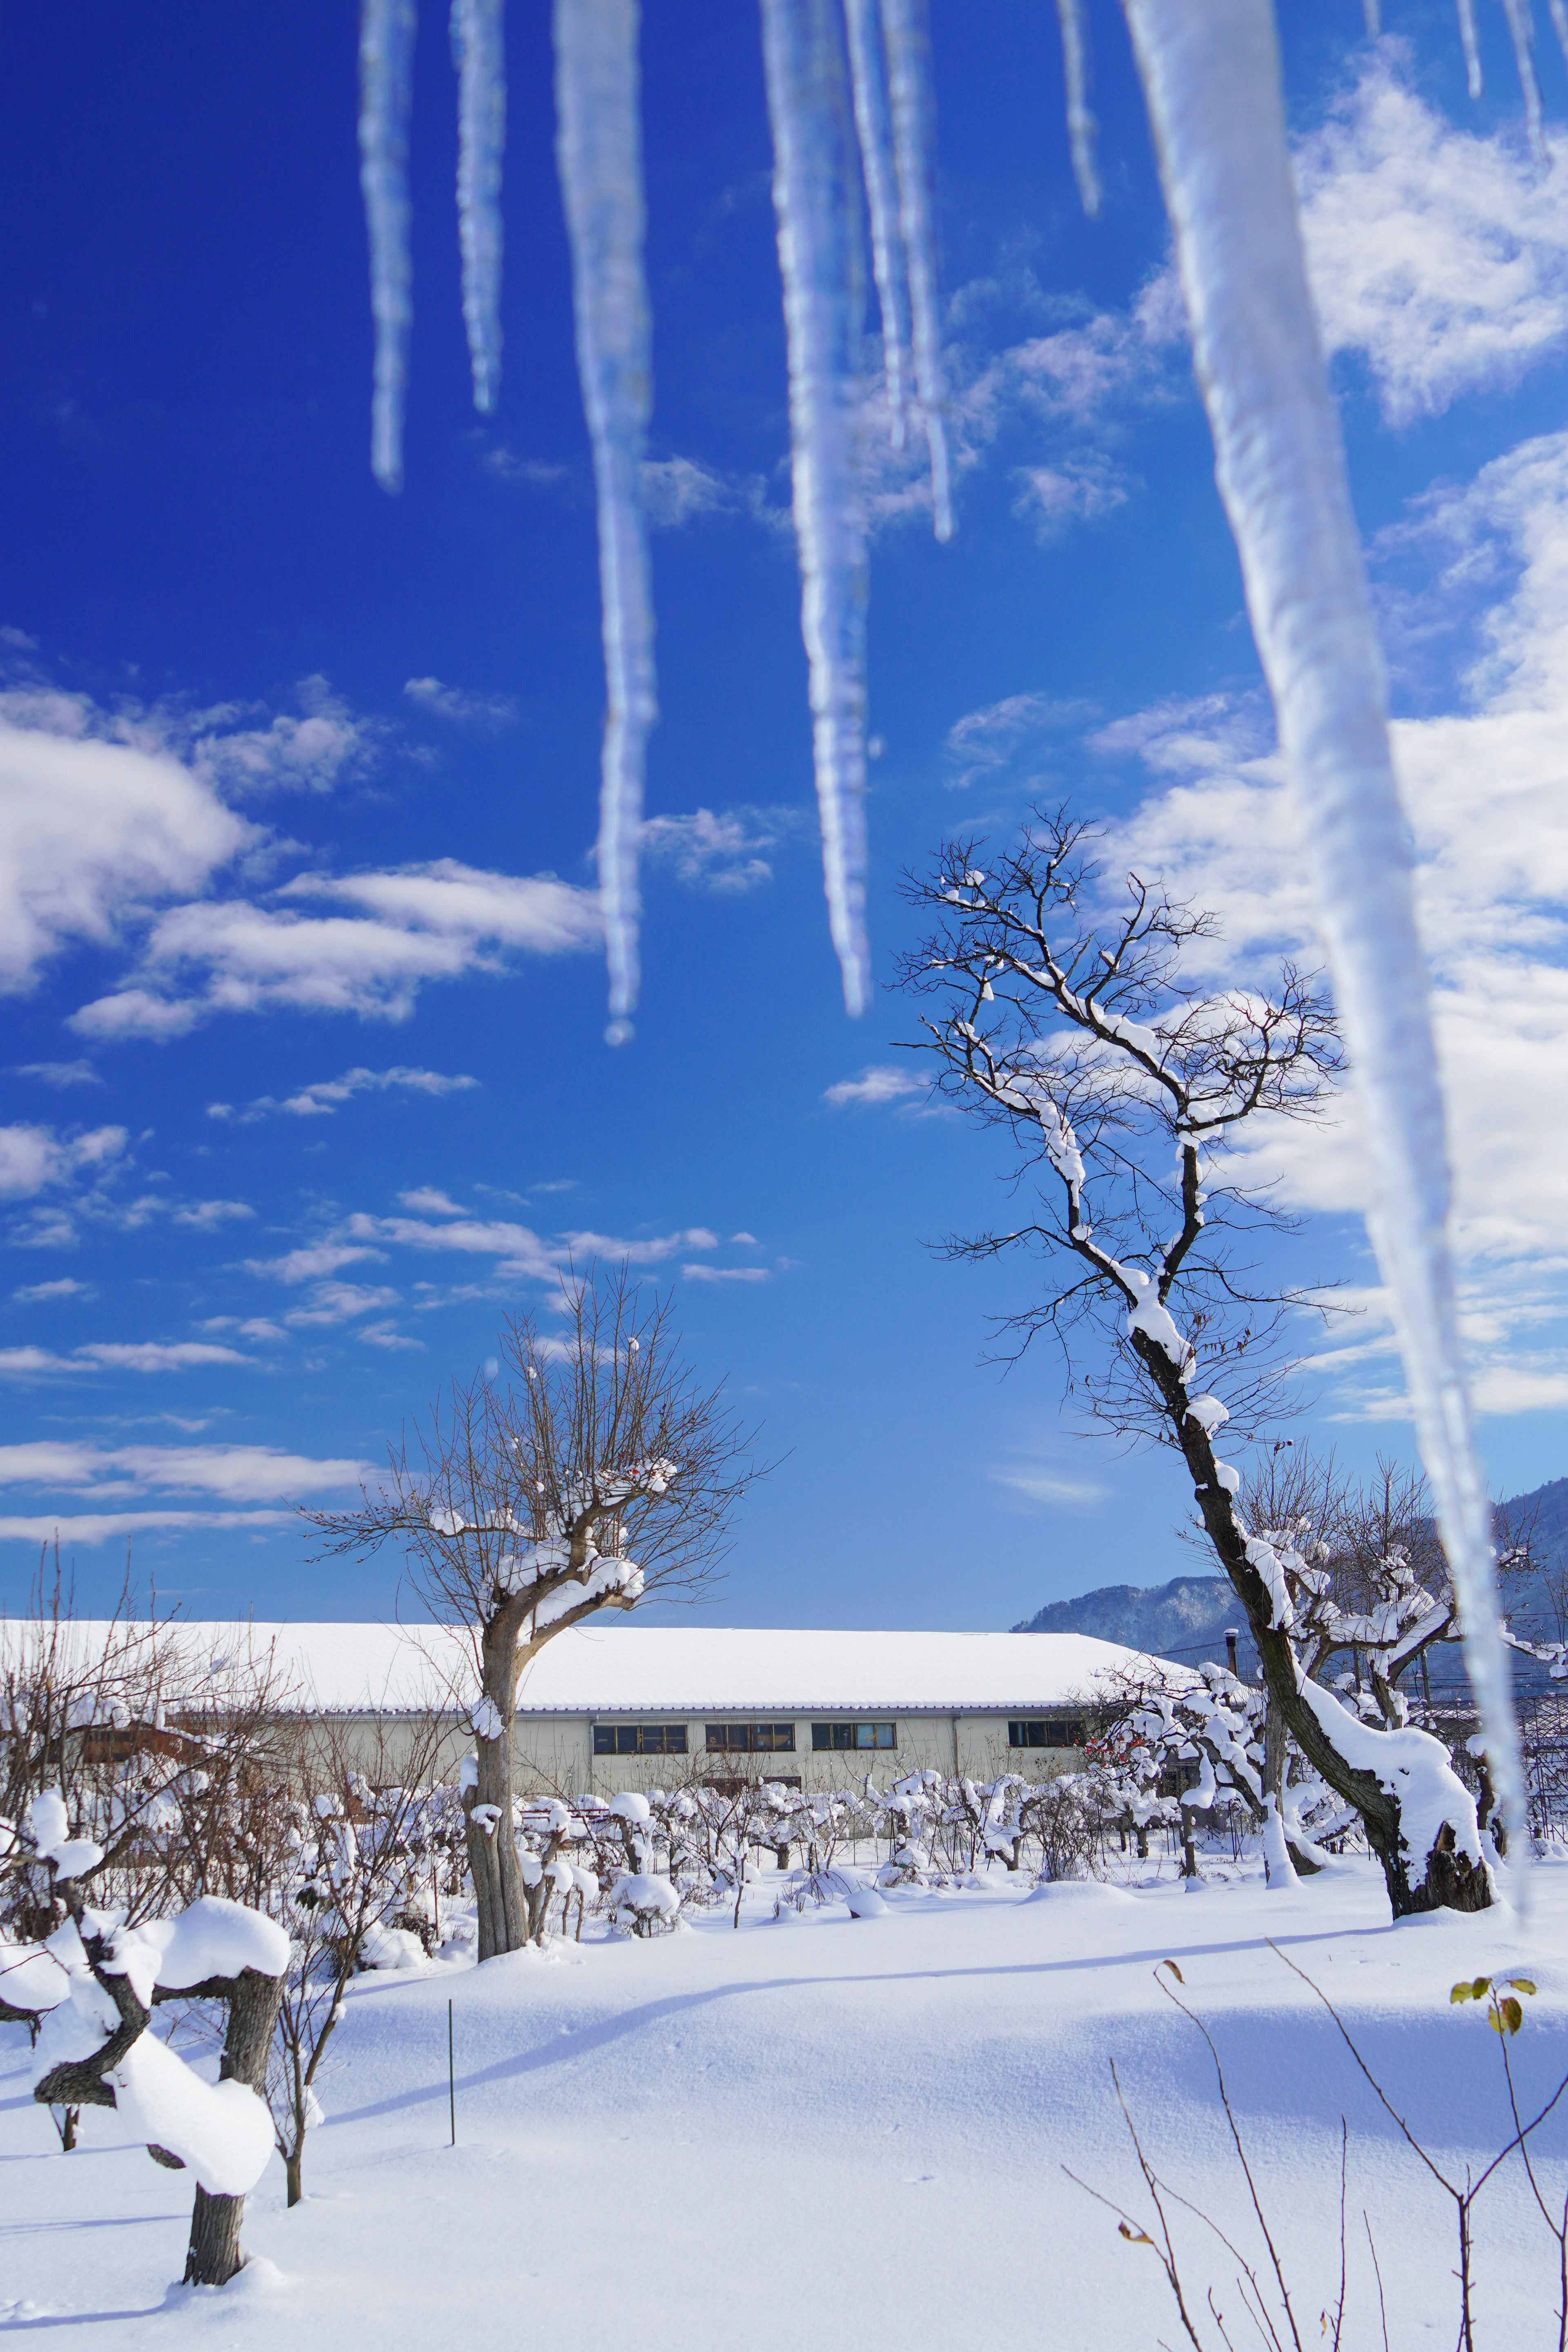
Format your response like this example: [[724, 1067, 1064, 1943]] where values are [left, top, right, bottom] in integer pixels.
[[210, 1065, 479, 1124], [402, 677, 518, 728], [639, 805, 808, 894], [822, 1065, 925, 1109]]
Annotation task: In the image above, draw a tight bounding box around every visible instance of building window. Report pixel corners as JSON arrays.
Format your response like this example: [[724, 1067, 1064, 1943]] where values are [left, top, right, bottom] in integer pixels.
[[704, 1722, 796, 1754], [593, 1723, 689, 1757], [1008, 1718, 1085, 1751], [811, 1721, 896, 1752]]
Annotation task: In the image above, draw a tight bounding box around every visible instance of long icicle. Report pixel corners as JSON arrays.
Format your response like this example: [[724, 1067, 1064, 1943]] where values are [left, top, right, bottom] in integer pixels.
[[1457, 0, 1484, 98], [1121, 0, 1526, 1878], [1055, 0, 1102, 216], [760, 0, 872, 1016], [844, 0, 912, 448], [1550, 0, 1568, 72], [360, 0, 419, 492], [554, 0, 657, 1042], [1500, 0, 1548, 160], [880, 0, 951, 541], [450, 0, 506, 413]]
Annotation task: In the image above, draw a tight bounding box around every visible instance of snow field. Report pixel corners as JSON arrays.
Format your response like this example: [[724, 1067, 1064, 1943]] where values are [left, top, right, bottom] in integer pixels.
[[3, 1857, 1566, 2348]]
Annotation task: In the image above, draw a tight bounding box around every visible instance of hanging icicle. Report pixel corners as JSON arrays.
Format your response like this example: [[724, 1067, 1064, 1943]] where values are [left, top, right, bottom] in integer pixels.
[[359, 0, 419, 493], [554, 0, 658, 1043], [844, 0, 912, 445], [1457, 0, 1484, 99], [1120, 0, 1526, 1876], [1501, 0, 1548, 159], [880, 0, 952, 541], [1055, 0, 1102, 215], [1551, 0, 1568, 74], [450, 0, 506, 413], [761, 0, 872, 1017]]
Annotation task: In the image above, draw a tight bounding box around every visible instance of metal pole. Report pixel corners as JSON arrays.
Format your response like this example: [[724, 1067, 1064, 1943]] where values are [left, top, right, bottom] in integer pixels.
[[448, 1999, 455, 2148]]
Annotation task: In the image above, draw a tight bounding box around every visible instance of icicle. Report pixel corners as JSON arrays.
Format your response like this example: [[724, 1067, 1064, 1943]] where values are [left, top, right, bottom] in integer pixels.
[[1363, 0, 1381, 34], [1550, 0, 1568, 71], [844, 0, 912, 447], [880, 0, 952, 541], [760, 0, 872, 1016], [1055, 0, 1102, 216], [554, 0, 657, 1042], [1501, 0, 1548, 160], [450, 0, 506, 413], [1457, 0, 1484, 98], [359, 0, 418, 492], [1121, 0, 1527, 1879]]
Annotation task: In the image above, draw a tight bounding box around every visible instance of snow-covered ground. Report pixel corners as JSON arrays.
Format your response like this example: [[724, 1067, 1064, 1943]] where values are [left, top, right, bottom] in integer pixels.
[[4, 1854, 1566, 2348]]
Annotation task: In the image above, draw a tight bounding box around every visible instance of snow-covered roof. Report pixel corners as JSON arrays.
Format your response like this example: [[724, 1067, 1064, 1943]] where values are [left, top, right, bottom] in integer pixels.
[[0, 1619, 1178, 1715]]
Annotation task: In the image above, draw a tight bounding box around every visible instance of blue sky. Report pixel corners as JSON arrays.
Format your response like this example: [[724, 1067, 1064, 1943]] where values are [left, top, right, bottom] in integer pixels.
[[3, 2, 1568, 1632]]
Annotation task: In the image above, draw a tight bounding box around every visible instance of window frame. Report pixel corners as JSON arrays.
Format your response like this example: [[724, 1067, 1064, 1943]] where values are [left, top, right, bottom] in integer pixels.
[[810, 1720, 897, 1752], [592, 1722, 690, 1757], [704, 1721, 797, 1755]]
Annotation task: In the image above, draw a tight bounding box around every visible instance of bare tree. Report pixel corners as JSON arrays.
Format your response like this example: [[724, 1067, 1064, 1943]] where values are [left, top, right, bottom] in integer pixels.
[[897, 810, 1492, 1918], [265, 1708, 451, 2206], [303, 1263, 764, 1959]]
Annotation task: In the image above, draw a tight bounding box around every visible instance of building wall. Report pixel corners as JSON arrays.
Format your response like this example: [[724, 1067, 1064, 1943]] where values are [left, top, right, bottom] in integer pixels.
[[512, 1708, 1087, 1796]]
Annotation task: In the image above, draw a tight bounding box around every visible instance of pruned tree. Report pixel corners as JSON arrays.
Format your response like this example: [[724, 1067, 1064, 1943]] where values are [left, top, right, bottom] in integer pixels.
[[303, 1263, 764, 1960], [265, 1709, 452, 2206], [897, 809, 1494, 1918]]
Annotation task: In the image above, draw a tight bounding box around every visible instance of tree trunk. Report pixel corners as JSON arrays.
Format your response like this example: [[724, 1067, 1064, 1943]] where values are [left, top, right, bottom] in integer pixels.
[[1134, 1329, 1492, 1920], [183, 1967, 285, 2289], [285, 2149, 303, 2208], [464, 1609, 529, 1961]]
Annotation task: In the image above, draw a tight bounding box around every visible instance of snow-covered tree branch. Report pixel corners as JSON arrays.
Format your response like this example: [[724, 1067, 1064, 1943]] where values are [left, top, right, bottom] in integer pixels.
[[898, 809, 1494, 1920], [302, 1262, 765, 1959]]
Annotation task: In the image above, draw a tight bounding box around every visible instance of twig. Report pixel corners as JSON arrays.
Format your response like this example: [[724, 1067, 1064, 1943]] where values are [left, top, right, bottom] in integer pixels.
[[1363, 2214, 1388, 2352]]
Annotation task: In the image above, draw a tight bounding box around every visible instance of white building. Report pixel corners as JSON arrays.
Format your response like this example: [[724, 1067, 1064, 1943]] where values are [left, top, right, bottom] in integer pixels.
[[76, 1620, 1171, 1792]]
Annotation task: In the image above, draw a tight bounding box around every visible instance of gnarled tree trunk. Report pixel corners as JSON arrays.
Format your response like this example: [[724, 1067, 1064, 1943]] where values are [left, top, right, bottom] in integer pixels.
[[182, 1967, 285, 2288], [1136, 1327, 1493, 1919], [463, 1604, 530, 1960]]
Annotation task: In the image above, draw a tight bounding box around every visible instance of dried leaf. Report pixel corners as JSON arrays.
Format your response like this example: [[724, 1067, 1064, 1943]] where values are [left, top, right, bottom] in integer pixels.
[[1450, 1981, 1473, 2004], [1506, 1977, 1538, 1998], [1118, 2221, 1154, 2245], [1161, 1959, 1185, 1984], [1501, 1996, 1523, 2035]]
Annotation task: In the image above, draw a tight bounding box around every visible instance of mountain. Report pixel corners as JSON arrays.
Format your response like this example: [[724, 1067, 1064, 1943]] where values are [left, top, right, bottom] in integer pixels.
[[1014, 1472, 1568, 1684], [1013, 1575, 1254, 1672]]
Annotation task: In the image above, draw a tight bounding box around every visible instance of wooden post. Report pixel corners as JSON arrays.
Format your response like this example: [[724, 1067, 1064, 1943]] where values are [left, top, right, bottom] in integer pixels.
[[448, 2000, 455, 2148]]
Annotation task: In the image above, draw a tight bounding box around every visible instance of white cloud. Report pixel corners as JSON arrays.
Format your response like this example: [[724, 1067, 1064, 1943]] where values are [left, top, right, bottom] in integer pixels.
[[211, 1065, 479, 1123], [823, 1065, 924, 1108], [681, 1264, 770, 1283], [0, 1510, 293, 1545], [398, 1187, 465, 1214], [989, 1461, 1109, 1508], [640, 457, 788, 534], [359, 1321, 423, 1350], [1295, 49, 1568, 423], [13, 1059, 102, 1087], [484, 448, 568, 487], [0, 698, 250, 992], [0, 1440, 368, 1499], [403, 677, 518, 727], [188, 676, 381, 797], [286, 1281, 400, 1327], [76, 1341, 251, 1372], [1098, 427, 1568, 1419], [943, 692, 1100, 792], [12, 1277, 91, 1303], [1010, 454, 1134, 541], [638, 806, 806, 893], [0, 1123, 127, 1199], [0, 1339, 252, 1380], [248, 1241, 385, 1285], [72, 860, 601, 1038]]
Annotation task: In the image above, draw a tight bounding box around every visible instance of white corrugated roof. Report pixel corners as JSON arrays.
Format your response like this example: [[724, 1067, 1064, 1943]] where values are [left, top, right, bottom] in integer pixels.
[[0, 1619, 1175, 1714]]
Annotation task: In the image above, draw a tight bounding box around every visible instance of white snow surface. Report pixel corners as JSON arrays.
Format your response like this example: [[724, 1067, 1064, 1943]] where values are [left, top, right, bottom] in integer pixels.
[[4, 1857, 1566, 2346], [109, 2033, 275, 2198], [4, 1622, 1178, 1717], [107, 1897, 290, 2004]]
